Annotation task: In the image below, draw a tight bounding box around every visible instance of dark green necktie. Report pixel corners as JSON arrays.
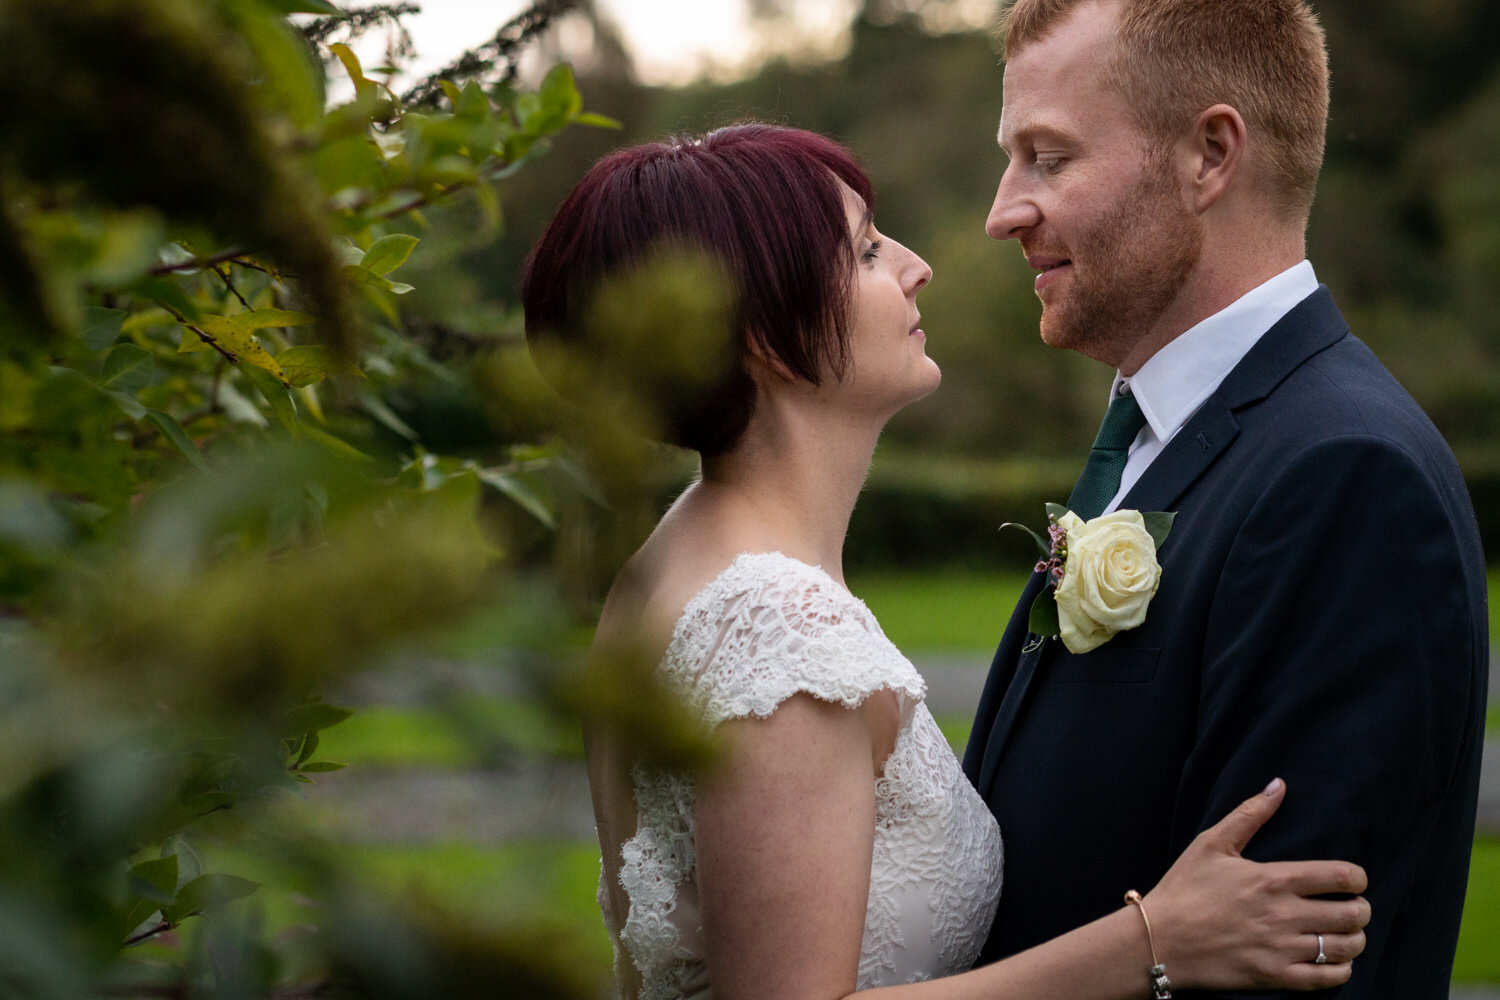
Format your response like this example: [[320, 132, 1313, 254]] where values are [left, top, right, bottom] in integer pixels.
[[1066, 390, 1147, 521]]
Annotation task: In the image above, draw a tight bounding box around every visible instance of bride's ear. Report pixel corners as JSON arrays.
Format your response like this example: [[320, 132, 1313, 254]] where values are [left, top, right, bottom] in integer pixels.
[[743, 329, 798, 384]]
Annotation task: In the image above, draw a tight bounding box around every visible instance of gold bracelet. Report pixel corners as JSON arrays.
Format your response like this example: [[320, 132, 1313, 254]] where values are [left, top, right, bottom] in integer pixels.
[[1124, 890, 1172, 999]]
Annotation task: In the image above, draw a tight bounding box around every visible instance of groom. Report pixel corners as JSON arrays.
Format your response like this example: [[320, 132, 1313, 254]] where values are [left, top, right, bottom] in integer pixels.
[[963, 0, 1488, 995]]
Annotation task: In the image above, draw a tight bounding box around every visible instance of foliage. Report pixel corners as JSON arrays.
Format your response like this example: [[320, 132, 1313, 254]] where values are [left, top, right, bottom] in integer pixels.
[[466, 4, 1500, 561], [0, 0, 706, 996]]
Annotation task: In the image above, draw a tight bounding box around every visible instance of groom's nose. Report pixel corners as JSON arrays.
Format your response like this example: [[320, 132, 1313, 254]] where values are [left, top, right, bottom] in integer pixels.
[[986, 167, 1040, 241]]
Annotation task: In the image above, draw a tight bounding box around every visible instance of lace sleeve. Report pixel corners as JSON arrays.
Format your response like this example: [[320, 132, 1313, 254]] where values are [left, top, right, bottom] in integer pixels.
[[661, 552, 926, 729]]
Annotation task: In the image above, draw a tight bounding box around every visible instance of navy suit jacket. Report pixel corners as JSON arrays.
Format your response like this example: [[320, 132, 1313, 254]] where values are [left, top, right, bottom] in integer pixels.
[[963, 287, 1488, 997]]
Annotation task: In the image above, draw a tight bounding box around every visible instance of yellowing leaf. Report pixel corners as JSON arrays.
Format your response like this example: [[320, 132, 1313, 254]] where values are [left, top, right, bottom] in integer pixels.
[[330, 43, 374, 100], [194, 312, 314, 383], [212, 309, 316, 332], [178, 326, 212, 353]]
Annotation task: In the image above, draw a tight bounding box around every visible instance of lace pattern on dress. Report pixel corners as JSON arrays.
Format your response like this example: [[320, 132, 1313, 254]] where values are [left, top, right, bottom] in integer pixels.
[[605, 552, 1000, 999]]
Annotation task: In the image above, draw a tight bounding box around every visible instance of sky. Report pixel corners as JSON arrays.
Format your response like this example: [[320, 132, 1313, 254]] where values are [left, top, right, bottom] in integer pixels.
[[362, 0, 863, 87]]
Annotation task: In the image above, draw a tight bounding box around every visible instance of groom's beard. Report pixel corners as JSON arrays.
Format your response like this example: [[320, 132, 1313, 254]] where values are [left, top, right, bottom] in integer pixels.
[[1034, 160, 1203, 365]]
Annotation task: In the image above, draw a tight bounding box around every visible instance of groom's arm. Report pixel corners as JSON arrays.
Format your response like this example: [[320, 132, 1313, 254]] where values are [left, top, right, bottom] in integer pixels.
[[1172, 434, 1485, 998]]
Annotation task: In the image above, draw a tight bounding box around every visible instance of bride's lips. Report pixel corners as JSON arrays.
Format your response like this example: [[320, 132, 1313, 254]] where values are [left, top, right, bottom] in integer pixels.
[[909, 316, 924, 338]]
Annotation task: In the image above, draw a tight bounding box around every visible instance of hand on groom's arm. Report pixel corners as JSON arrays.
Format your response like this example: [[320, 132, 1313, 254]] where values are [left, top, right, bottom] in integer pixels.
[[1170, 434, 1485, 997]]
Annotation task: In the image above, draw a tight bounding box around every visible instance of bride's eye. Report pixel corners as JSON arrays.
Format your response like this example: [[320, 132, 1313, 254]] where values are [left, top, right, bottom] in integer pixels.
[[862, 239, 884, 263]]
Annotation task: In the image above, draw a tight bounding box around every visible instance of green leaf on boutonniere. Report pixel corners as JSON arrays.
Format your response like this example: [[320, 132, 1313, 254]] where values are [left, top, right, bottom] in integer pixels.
[[1044, 501, 1071, 523], [1142, 511, 1177, 550], [1001, 520, 1051, 561], [1028, 587, 1060, 637]]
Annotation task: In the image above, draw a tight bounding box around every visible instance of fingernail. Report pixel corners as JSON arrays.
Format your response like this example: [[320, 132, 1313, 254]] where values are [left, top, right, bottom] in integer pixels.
[[1263, 777, 1283, 796]]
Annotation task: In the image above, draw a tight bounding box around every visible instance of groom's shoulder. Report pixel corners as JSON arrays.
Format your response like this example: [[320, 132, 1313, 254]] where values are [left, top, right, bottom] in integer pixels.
[[1240, 327, 1475, 517], [1258, 324, 1442, 450]]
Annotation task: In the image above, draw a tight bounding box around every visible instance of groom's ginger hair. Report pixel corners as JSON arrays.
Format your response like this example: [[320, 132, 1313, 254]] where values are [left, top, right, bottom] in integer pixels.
[[999, 0, 1329, 220]]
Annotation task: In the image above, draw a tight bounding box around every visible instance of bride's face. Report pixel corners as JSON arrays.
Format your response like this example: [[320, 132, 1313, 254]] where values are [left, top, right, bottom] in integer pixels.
[[833, 184, 940, 415]]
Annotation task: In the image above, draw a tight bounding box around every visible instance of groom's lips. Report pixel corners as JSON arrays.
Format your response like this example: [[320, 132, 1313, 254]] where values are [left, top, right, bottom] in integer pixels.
[[1028, 254, 1072, 293]]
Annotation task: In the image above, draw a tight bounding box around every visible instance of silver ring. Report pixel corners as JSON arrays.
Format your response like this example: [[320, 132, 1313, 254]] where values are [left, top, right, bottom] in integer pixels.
[[1315, 933, 1327, 965]]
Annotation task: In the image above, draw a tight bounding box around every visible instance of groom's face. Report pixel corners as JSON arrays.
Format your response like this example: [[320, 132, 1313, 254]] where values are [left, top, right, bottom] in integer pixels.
[[986, 1, 1202, 369]]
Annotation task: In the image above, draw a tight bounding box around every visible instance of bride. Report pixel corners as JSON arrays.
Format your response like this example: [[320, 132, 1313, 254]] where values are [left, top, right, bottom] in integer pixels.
[[521, 124, 1369, 1000]]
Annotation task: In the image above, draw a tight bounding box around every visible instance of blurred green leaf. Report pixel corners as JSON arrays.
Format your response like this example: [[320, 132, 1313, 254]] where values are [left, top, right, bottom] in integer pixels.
[[146, 410, 209, 473], [160, 836, 202, 886], [162, 874, 259, 923], [107, 389, 148, 421], [361, 234, 419, 276], [295, 729, 319, 765], [297, 760, 345, 772], [244, 364, 298, 427], [538, 64, 582, 115], [475, 466, 556, 529], [571, 111, 621, 129], [82, 306, 127, 350], [276, 344, 352, 387], [100, 344, 155, 393], [286, 701, 354, 735], [128, 856, 179, 906]]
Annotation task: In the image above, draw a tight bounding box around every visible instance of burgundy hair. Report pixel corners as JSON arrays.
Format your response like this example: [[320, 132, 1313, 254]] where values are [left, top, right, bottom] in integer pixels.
[[520, 123, 876, 455]]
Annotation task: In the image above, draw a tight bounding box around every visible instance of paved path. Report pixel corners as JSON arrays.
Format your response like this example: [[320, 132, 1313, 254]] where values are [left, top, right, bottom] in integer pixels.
[[309, 654, 1500, 840], [919, 657, 1500, 836]]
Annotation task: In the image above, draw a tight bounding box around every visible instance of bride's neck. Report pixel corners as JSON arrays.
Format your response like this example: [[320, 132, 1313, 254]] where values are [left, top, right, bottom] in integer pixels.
[[693, 404, 882, 584]]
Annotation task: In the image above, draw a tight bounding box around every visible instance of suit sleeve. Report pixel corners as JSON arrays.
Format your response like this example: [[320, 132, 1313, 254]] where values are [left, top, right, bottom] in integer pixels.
[[1171, 434, 1481, 998]]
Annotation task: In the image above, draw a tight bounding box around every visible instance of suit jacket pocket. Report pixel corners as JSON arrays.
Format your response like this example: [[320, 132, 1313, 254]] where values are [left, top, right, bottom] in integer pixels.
[[1042, 645, 1161, 684]]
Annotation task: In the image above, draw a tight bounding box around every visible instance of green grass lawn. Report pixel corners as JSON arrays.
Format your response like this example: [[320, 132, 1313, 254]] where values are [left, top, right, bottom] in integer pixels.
[[1493, 569, 1500, 643], [1455, 838, 1500, 983], [849, 569, 1030, 651], [319, 700, 582, 769], [856, 568, 1500, 654]]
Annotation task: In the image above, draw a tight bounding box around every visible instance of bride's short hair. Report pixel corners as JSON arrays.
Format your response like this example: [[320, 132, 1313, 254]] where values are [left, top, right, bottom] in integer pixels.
[[521, 123, 875, 456]]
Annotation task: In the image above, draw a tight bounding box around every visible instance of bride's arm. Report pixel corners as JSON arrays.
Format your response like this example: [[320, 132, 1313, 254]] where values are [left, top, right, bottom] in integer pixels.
[[696, 693, 1369, 1000], [697, 692, 880, 998]]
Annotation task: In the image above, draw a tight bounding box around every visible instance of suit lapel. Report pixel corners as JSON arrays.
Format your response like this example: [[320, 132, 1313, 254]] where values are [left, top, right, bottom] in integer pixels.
[[1117, 402, 1240, 516], [976, 286, 1352, 791], [976, 644, 1051, 794], [1123, 286, 1349, 524], [975, 573, 1050, 793]]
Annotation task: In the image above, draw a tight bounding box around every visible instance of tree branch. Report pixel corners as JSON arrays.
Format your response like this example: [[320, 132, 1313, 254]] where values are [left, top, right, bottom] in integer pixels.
[[400, 0, 581, 107], [147, 246, 249, 276], [122, 920, 172, 948], [156, 303, 239, 365], [213, 264, 252, 311]]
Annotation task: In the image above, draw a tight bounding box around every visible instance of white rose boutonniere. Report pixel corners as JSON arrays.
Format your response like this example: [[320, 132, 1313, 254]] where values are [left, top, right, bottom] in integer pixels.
[[1004, 502, 1175, 654]]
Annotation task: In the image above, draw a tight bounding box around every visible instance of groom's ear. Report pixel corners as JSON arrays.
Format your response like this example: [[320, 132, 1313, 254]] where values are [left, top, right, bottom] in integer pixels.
[[1186, 103, 1246, 213]]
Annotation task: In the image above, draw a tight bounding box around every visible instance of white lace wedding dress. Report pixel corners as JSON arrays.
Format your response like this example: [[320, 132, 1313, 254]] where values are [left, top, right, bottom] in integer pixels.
[[598, 552, 1004, 999]]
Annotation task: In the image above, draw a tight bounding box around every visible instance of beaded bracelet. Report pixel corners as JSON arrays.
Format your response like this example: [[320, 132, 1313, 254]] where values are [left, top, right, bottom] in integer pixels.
[[1124, 890, 1172, 999]]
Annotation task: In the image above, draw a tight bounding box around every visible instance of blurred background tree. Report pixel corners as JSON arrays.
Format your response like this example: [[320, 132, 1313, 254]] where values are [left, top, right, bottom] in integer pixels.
[[448, 0, 1500, 568]]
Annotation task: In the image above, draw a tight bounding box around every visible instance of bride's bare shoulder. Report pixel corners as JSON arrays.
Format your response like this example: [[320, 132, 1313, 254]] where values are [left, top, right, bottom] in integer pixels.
[[593, 533, 744, 661]]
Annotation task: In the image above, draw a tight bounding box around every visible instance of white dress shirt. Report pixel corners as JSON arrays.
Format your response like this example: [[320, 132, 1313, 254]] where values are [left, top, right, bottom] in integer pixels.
[[1104, 260, 1319, 513]]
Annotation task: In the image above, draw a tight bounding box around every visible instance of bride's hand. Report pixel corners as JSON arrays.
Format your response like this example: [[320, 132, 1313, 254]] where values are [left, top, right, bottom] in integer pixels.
[[1143, 778, 1370, 992]]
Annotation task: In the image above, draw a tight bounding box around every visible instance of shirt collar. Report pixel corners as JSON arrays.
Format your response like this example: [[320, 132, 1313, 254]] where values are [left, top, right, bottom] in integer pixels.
[[1113, 260, 1319, 440]]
